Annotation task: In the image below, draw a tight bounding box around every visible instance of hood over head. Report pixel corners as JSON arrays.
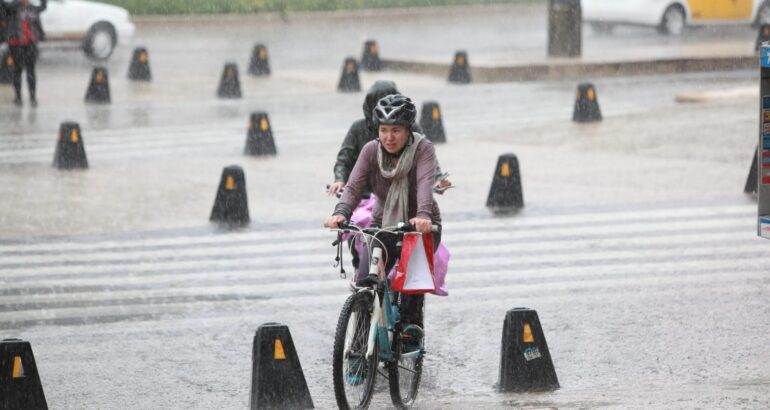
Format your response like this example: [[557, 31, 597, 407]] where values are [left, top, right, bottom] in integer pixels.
[[364, 80, 399, 127]]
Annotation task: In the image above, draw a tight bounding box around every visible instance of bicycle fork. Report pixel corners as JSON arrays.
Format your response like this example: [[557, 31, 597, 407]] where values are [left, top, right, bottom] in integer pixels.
[[365, 247, 384, 360]]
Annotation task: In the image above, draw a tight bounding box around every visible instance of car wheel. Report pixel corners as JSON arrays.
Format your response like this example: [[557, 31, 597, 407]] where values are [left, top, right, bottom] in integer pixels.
[[83, 22, 117, 60], [658, 4, 686, 36], [590, 22, 615, 35]]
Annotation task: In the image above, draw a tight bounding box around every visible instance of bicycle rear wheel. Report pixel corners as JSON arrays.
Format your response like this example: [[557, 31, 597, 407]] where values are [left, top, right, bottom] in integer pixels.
[[388, 328, 423, 409], [333, 291, 378, 410]]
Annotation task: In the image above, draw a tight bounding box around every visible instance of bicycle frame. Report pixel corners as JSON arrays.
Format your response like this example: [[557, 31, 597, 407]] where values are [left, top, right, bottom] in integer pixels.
[[363, 247, 400, 363], [338, 223, 430, 366]]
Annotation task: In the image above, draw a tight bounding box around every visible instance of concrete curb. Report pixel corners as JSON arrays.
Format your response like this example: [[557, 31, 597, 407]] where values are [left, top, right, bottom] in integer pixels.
[[382, 55, 758, 82], [131, 3, 541, 25]]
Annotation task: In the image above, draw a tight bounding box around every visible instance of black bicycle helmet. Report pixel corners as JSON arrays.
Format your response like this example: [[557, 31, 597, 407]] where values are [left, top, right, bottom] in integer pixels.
[[372, 94, 416, 128]]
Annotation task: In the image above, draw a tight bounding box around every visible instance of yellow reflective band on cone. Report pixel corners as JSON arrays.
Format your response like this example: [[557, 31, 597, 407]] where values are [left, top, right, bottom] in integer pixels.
[[500, 162, 510, 177], [12, 356, 24, 378], [70, 130, 79, 143], [587, 88, 595, 101], [260, 118, 269, 131], [139, 52, 148, 64], [259, 48, 268, 60], [432, 107, 440, 120], [274, 339, 286, 360], [523, 323, 535, 343], [96, 72, 104, 83], [225, 176, 235, 191], [7, 55, 13, 66]]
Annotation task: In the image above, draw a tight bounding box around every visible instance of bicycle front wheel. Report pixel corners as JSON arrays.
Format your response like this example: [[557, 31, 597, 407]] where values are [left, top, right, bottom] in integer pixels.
[[332, 291, 378, 410], [388, 329, 423, 409]]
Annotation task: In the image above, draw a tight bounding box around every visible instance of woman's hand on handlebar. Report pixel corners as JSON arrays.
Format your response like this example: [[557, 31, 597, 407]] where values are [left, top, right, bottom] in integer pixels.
[[409, 217, 433, 234], [325, 214, 347, 229], [327, 181, 345, 196]]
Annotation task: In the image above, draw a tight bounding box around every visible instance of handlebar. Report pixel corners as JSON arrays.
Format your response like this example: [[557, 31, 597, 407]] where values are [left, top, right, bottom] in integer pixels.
[[338, 221, 439, 234]]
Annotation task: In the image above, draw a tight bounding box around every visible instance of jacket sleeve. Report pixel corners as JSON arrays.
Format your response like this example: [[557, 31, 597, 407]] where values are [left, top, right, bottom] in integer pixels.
[[415, 139, 437, 221], [333, 122, 361, 182], [333, 142, 374, 221]]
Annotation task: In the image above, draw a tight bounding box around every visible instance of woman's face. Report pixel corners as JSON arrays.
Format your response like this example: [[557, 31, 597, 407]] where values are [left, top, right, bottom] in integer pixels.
[[378, 124, 408, 154]]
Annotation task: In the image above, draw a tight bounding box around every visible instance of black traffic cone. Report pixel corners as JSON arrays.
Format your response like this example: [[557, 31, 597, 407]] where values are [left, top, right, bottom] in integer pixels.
[[128, 47, 151, 81], [745, 146, 759, 195], [84, 67, 111, 104], [0, 50, 13, 85], [498, 308, 559, 392], [0, 338, 48, 410], [217, 63, 242, 99], [210, 165, 249, 225], [757, 24, 770, 52], [419, 101, 447, 143], [448, 51, 471, 84], [248, 44, 271, 76], [360, 39, 382, 71], [53, 122, 88, 170], [337, 57, 360, 93], [244, 112, 277, 156], [249, 323, 314, 410], [573, 82, 602, 123], [486, 154, 524, 214]]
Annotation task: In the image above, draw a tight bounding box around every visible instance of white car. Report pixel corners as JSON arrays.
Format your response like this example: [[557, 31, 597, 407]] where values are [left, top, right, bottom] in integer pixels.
[[8, 0, 135, 60], [583, 0, 770, 36]]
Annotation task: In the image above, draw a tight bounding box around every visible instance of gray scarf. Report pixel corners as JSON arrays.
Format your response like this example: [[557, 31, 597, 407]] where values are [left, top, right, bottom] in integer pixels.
[[377, 132, 425, 227]]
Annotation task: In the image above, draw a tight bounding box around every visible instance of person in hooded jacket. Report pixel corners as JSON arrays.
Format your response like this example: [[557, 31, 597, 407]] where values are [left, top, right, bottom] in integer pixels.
[[4, 0, 46, 106]]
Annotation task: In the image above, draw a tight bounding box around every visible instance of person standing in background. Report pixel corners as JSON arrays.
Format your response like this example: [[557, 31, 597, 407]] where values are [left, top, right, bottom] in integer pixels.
[[4, 0, 46, 106]]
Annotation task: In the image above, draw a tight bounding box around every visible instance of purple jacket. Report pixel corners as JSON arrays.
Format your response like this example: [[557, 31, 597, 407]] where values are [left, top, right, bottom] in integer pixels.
[[333, 136, 441, 228]]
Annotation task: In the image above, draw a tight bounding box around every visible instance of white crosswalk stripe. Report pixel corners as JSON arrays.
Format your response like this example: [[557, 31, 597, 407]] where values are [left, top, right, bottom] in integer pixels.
[[0, 203, 765, 329]]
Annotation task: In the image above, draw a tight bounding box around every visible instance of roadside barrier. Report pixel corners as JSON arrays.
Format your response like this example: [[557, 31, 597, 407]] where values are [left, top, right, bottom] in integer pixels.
[[0, 338, 48, 410], [486, 154, 524, 214], [448, 51, 471, 84], [218, 63, 242, 99], [547, 0, 581, 58], [498, 308, 559, 392], [53, 122, 88, 170], [248, 44, 271, 76], [84, 67, 111, 104], [419, 101, 447, 143], [746, 146, 758, 195], [245, 112, 277, 156], [573, 82, 602, 123], [210, 165, 250, 225], [360, 39, 382, 71], [337, 57, 361, 93], [249, 323, 314, 410], [127, 47, 151, 81]]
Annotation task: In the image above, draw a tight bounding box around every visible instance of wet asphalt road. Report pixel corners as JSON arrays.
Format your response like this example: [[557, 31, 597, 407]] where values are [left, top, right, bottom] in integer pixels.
[[1, 4, 770, 409]]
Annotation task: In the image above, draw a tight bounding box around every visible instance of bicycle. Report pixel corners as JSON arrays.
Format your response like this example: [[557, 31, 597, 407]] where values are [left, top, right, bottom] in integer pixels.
[[330, 221, 433, 410]]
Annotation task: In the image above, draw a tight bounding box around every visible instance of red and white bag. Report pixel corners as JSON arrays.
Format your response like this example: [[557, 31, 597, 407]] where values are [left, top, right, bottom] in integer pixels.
[[391, 233, 436, 294]]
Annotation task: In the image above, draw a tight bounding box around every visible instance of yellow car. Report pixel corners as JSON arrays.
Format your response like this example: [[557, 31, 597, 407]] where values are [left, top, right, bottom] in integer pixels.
[[583, 0, 770, 35]]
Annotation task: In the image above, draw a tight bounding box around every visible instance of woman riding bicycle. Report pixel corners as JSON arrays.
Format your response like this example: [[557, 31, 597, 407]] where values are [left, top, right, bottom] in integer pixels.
[[325, 94, 442, 337]]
